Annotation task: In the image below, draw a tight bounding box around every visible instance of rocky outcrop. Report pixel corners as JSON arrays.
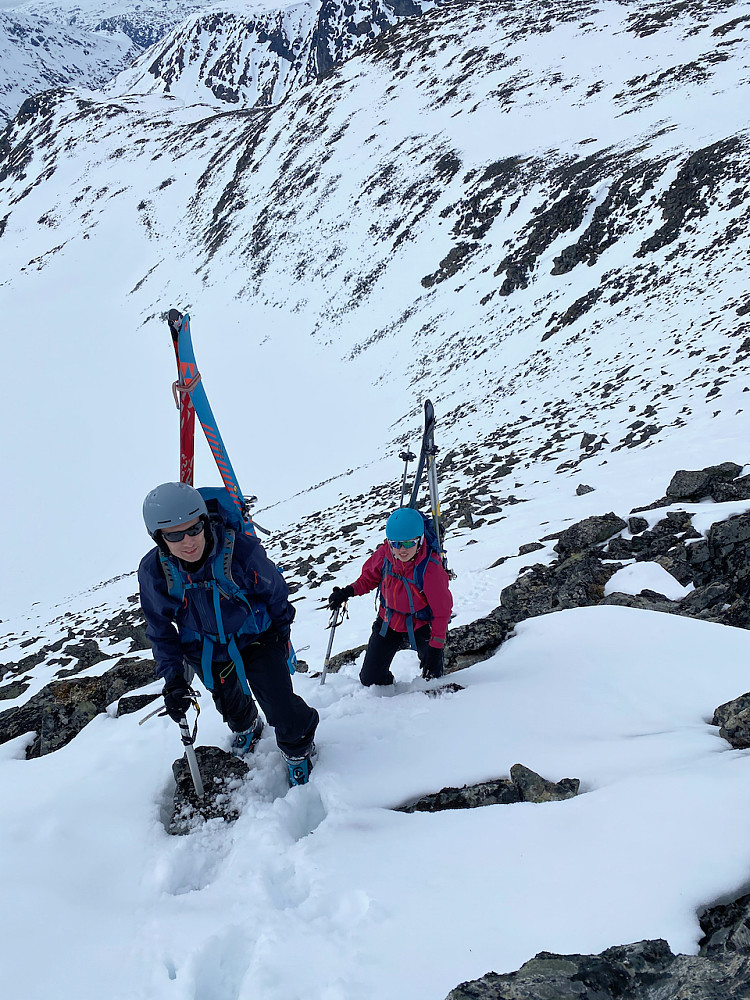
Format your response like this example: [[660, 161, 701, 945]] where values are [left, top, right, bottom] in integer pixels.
[[445, 891, 750, 999], [497, 464, 750, 634], [110, 0, 436, 110], [397, 764, 579, 813], [0, 657, 154, 757], [169, 745, 251, 835], [665, 463, 744, 501], [712, 692, 750, 750]]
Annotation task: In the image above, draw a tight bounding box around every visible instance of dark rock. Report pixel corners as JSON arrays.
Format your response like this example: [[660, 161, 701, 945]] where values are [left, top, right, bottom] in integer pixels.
[[0, 657, 155, 757], [712, 692, 750, 749], [576, 483, 594, 495], [500, 553, 620, 620], [711, 474, 750, 503], [397, 764, 579, 813], [424, 682, 464, 698], [398, 777, 521, 812], [665, 463, 742, 501], [605, 536, 635, 560], [555, 513, 628, 555], [699, 891, 750, 957], [654, 546, 694, 586], [509, 763, 579, 803], [679, 582, 733, 617], [59, 639, 109, 672], [323, 643, 369, 675], [0, 679, 29, 701], [628, 516, 649, 534], [518, 542, 545, 556], [445, 939, 679, 999], [444, 607, 515, 672], [446, 888, 750, 998], [601, 590, 678, 613], [116, 693, 160, 717], [169, 745, 250, 835]]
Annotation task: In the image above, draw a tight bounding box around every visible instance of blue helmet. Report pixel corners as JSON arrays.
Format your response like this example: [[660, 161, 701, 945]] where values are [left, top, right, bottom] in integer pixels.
[[386, 507, 424, 542]]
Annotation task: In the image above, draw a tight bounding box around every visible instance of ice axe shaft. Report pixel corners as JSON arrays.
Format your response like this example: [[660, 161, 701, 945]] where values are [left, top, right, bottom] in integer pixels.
[[320, 604, 347, 685], [179, 717, 205, 799]]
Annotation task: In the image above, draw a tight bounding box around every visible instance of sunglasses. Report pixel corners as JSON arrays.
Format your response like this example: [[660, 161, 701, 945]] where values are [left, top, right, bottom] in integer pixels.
[[161, 520, 205, 543], [389, 537, 420, 550]]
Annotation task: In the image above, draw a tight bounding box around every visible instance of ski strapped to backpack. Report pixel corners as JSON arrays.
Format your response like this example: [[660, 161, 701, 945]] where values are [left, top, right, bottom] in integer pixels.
[[377, 510, 442, 649], [167, 309, 259, 535], [403, 399, 454, 579], [158, 487, 294, 691]]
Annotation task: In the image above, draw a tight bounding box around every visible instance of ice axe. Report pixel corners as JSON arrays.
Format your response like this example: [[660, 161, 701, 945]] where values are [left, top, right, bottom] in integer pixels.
[[178, 713, 205, 800], [320, 602, 348, 685], [140, 688, 205, 799]]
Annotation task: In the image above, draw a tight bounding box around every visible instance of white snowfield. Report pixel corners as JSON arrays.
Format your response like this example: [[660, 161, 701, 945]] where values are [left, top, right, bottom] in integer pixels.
[[2, 604, 749, 1000]]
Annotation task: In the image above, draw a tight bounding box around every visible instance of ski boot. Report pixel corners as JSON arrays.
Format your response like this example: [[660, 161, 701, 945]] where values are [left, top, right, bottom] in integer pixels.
[[230, 716, 264, 757], [282, 744, 316, 787]]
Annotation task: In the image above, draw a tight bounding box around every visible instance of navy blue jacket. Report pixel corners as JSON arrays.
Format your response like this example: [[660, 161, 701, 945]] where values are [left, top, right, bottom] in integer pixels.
[[138, 521, 295, 686]]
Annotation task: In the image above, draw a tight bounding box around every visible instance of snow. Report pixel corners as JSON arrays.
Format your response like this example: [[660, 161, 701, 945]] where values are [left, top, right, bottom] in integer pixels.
[[2, 605, 750, 1000], [605, 561, 693, 600]]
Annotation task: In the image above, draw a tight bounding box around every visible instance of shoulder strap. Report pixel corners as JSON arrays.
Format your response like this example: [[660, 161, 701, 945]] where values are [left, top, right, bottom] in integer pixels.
[[211, 526, 254, 610], [158, 549, 185, 601], [414, 551, 441, 592]]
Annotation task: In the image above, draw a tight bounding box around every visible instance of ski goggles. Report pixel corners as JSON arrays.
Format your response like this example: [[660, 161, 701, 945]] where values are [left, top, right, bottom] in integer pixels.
[[389, 537, 421, 550], [161, 519, 206, 543]]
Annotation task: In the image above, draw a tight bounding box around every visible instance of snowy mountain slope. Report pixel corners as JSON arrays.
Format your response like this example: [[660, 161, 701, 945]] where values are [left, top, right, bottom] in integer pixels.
[[0, 0, 227, 123], [3, 3, 750, 997], [2, 555, 750, 1000], [1, 0, 749, 611], [105, 0, 437, 108], [13, 0, 218, 47], [0, 8, 137, 123]]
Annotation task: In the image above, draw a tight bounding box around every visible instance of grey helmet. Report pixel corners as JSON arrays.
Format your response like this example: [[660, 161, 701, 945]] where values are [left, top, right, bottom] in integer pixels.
[[142, 482, 208, 538]]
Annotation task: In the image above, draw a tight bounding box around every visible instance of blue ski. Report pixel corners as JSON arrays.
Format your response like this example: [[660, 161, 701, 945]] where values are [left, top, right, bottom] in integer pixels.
[[167, 309, 297, 672], [170, 310, 255, 536]]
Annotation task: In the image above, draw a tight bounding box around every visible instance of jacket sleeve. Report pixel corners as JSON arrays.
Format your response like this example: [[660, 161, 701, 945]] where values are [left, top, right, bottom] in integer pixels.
[[350, 543, 388, 597], [234, 535, 296, 632], [137, 551, 187, 686], [421, 558, 453, 647]]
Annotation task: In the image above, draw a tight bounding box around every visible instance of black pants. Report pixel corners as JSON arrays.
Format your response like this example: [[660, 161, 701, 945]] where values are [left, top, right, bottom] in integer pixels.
[[359, 619, 433, 687], [189, 638, 318, 757]]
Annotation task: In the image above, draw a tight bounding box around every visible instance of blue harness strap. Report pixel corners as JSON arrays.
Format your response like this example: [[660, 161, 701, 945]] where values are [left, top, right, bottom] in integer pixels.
[[158, 526, 271, 695], [377, 554, 436, 650]]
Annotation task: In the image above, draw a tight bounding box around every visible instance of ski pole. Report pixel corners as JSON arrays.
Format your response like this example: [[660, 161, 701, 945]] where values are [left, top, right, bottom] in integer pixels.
[[399, 449, 416, 507], [320, 603, 347, 686]]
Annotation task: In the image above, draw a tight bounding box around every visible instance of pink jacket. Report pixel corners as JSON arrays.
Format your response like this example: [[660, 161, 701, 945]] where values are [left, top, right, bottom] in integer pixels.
[[350, 540, 453, 647]]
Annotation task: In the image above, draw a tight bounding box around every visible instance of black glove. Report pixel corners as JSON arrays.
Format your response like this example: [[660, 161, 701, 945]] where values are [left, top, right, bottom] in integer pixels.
[[271, 626, 291, 647], [163, 680, 192, 722], [421, 645, 444, 680], [328, 585, 354, 611]]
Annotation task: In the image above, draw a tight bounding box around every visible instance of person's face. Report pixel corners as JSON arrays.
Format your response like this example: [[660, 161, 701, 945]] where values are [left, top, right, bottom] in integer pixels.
[[161, 517, 206, 563], [388, 537, 421, 564]]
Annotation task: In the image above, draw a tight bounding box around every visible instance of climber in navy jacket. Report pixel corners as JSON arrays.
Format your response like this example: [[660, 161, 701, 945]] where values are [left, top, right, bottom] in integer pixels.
[[138, 481, 318, 785]]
